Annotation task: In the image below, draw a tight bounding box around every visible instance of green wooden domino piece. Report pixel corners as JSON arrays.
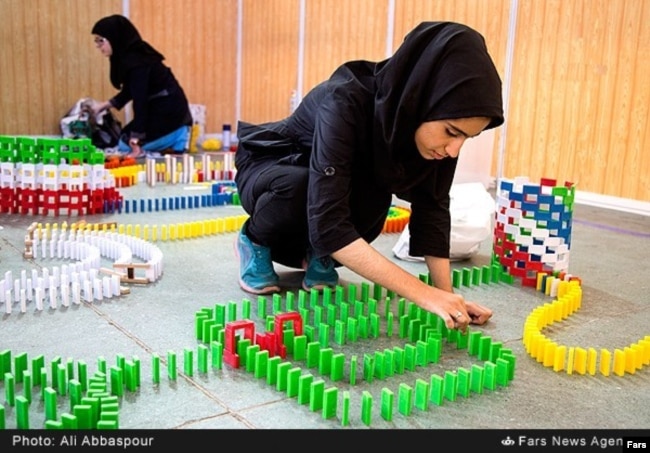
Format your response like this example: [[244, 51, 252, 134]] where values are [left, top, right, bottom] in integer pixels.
[[468, 331, 482, 356], [276, 362, 291, 392], [404, 344, 416, 371], [309, 379, 325, 412], [380, 387, 394, 421], [322, 287, 332, 306], [427, 336, 442, 364], [73, 404, 92, 429], [51, 356, 62, 389], [354, 300, 364, 318], [195, 310, 210, 341], [151, 354, 160, 384], [318, 323, 329, 348], [125, 361, 138, 392], [443, 370, 457, 402], [245, 344, 259, 373], [341, 391, 351, 426], [452, 269, 461, 288], [16, 396, 29, 429], [272, 294, 282, 314], [414, 379, 429, 411], [334, 320, 345, 345], [44, 420, 63, 429], [32, 355, 45, 387], [198, 345, 209, 374], [370, 313, 380, 338], [267, 356, 281, 386], [337, 302, 348, 324], [283, 327, 295, 355], [183, 347, 194, 376], [286, 367, 301, 398], [22, 371, 32, 403], [68, 380, 82, 409], [56, 364, 67, 396], [470, 364, 484, 394], [398, 383, 413, 416], [211, 342, 223, 370], [383, 349, 395, 377], [330, 353, 345, 381], [293, 335, 307, 361], [484, 362, 497, 390], [61, 413, 78, 429], [478, 336, 492, 361], [237, 338, 251, 368], [96, 419, 118, 429], [167, 351, 177, 381], [462, 268, 472, 286], [481, 265, 491, 284], [309, 289, 319, 309], [363, 354, 374, 383], [394, 347, 405, 374], [318, 348, 333, 375], [416, 340, 428, 367], [368, 298, 377, 316], [347, 284, 357, 305], [214, 304, 226, 325], [361, 391, 373, 426], [322, 387, 338, 419], [14, 352, 28, 383], [349, 355, 358, 386], [429, 374, 444, 406], [298, 373, 313, 404], [227, 301, 237, 321], [44, 387, 57, 420], [326, 304, 336, 326], [0, 350, 11, 377], [306, 342, 320, 368], [386, 312, 394, 337], [110, 367, 123, 397], [81, 396, 100, 427], [360, 282, 370, 302], [359, 315, 369, 339], [314, 306, 323, 326], [373, 351, 385, 380], [257, 297, 266, 319], [472, 266, 481, 285], [457, 368, 471, 398], [347, 317, 358, 343], [496, 358, 510, 387], [254, 350, 269, 379]]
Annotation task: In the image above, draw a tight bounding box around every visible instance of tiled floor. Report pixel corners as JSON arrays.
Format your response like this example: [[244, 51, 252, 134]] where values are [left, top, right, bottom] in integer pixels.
[[1, 177, 649, 431]]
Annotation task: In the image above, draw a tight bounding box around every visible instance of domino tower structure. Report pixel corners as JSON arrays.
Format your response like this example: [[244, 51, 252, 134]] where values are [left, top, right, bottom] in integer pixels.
[[493, 176, 575, 287]]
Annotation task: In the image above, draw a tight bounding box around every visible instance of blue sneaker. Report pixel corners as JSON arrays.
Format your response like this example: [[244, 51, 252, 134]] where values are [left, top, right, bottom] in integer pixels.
[[302, 252, 339, 291], [235, 227, 281, 295]]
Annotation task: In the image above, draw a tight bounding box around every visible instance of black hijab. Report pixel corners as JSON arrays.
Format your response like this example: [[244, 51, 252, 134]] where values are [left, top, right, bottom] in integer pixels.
[[373, 22, 504, 166], [91, 15, 164, 89]]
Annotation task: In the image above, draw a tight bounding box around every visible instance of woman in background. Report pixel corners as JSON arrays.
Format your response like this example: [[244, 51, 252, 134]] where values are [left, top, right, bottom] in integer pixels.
[[90, 14, 192, 158]]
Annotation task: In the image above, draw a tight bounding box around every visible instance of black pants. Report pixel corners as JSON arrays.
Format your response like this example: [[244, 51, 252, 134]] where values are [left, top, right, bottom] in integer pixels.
[[239, 163, 311, 268]]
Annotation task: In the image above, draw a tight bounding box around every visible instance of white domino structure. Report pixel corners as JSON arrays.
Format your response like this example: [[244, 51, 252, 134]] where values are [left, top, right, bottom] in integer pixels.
[[1, 228, 164, 314]]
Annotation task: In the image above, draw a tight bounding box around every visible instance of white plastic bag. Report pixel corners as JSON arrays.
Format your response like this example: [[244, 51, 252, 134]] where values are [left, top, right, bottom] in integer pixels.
[[392, 182, 495, 262]]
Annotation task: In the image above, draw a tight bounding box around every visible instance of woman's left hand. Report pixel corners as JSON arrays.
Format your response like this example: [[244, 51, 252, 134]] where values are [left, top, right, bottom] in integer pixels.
[[464, 300, 493, 325]]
